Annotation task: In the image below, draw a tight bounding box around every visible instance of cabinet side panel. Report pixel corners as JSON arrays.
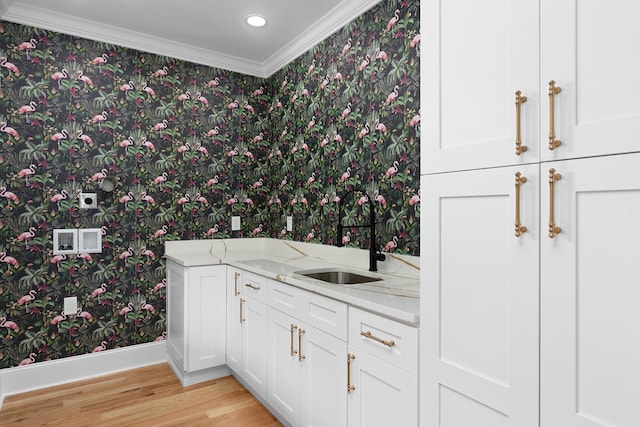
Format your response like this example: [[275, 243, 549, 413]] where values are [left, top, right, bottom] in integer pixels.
[[166, 263, 186, 369]]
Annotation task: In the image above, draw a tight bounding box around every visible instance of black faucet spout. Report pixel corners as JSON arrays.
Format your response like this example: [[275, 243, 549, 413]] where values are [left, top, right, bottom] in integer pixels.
[[336, 188, 385, 272]]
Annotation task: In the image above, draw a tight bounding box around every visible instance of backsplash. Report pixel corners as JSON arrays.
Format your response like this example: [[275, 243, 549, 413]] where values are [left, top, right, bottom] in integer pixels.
[[0, 0, 419, 368]]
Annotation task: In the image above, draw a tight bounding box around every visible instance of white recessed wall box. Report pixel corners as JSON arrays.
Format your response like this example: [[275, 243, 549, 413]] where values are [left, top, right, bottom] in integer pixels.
[[53, 229, 78, 255], [79, 192, 98, 209], [78, 228, 102, 254]]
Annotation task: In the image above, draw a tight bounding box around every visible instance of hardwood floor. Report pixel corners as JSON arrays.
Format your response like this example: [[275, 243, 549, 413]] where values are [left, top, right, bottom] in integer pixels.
[[0, 363, 282, 426]]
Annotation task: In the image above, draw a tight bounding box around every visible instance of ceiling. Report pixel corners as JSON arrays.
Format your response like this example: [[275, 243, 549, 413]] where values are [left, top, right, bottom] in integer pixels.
[[0, 0, 383, 78]]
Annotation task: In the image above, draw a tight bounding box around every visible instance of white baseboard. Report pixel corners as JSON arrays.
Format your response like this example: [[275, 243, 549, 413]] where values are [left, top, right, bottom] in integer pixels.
[[0, 341, 167, 409]]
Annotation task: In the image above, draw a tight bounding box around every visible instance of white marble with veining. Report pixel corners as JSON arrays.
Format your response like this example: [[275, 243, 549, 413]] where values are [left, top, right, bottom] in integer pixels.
[[165, 238, 420, 324]]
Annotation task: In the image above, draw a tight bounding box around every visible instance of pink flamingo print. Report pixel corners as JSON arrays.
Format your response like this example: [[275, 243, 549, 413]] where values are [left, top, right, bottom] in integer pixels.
[[153, 279, 167, 291], [333, 132, 343, 143], [153, 119, 168, 131], [177, 142, 191, 154], [207, 175, 219, 186], [342, 232, 352, 245], [409, 190, 421, 207], [91, 111, 108, 126], [18, 38, 37, 56], [17, 164, 36, 184], [77, 70, 93, 87], [195, 193, 209, 206], [252, 86, 264, 96], [118, 247, 134, 260], [77, 253, 93, 263], [358, 123, 370, 139], [208, 77, 220, 87], [410, 111, 421, 129], [17, 227, 36, 242], [0, 121, 19, 138], [92, 168, 108, 181], [196, 143, 209, 156], [77, 308, 93, 321], [227, 195, 238, 205], [341, 103, 352, 119], [77, 130, 93, 145], [141, 192, 155, 205], [1, 56, 20, 75], [51, 68, 68, 87], [119, 137, 134, 150], [243, 148, 254, 160], [154, 225, 168, 238], [359, 54, 370, 72], [207, 127, 220, 137], [386, 9, 400, 31], [177, 194, 190, 205], [0, 186, 19, 202], [91, 283, 107, 298], [206, 225, 220, 236], [17, 290, 36, 306], [243, 195, 254, 207], [341, 38, 352, 56], [196, 93, 209, 106], [228, 100, 239, 109], [51, 129, 68, 142], [142, 138, 155, 151], [154, 66, 168, 78], [142, 301, 155, 313], [386, 85, 399, 105], [18, 101, 37, 117], [384, 236, 399, 252], [93, 341, 107, 352], [50, 189, 68, 203], [91, 54, 108, 67], [50, 254, 67, 265], [374, 191, 387, 207], [227, 147, 239, 157], [340, 167, 351, 182], [178, 91, 190, 102], [50, 312, 67, 325], [155, 332, 167, 342], [307, 58, 316, 75], [0, 316, 19, 332], [375, 120, 388, 134], [19, 353, 36, 366], [375, 48, 388, 61], [252, 178, 264, 189], [252, 224, 263, 235], [244, 101, 254, 114], [153, 172, 168, 185], [306, 230, 315, 241], [119, 302, 134, 316], [142, 83, 156, 97], [411, 34, 421, 48], [385, 160, 400, 178], [141, 247, 155, 258], [119, 80, 134, 92], [119, 192, 134, 204]]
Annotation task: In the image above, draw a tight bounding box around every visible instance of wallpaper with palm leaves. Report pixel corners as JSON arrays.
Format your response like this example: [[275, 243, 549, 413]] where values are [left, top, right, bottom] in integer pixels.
[[0, 0, 419, 368]]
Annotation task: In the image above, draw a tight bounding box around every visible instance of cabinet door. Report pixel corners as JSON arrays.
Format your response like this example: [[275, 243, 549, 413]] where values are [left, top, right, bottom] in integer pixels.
[[541, 154, 640, 426], [187, 266, 226, 372], [226, 267, 243, 373], [347, 348, 417, 427], [267, 307, 303, 426], [422, 0, 539, 173], [242, 296, 268, 399], [420, 165, 540, 426], [166, 260, 186, 368], [301, 326, 347, 427], [540, 0, 640, 161]]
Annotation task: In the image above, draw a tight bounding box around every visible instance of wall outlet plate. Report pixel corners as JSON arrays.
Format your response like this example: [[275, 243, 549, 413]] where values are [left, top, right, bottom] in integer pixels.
[[64, 296, 77, 316], [79, 192, 97, 209], [286, 216, 293, 232], [231, 216, 241, 231]]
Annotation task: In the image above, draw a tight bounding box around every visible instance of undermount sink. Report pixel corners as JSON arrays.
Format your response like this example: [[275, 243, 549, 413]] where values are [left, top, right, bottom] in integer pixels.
[[294, 268, 382, 285]]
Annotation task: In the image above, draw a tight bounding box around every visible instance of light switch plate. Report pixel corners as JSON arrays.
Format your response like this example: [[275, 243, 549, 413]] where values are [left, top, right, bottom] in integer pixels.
[[231, 216, 241, 231], [286, 216, 293, 231], [64, 296, 77, 316]]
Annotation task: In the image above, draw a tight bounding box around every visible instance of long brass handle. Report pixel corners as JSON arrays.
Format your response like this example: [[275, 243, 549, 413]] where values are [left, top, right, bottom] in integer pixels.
[[515, 91, 528, 155], [515, 172, 528, 237], [548, 81, 562, 151], [347, 353, 356, 394], [360, 330, 395, 348], [298, 328, 306, 362], [290, 324, 298, 356], [245, 283, 261, 291], [239, 298, 245, 323], [548, 168, 562, 238], [234, 272, 240, 296]]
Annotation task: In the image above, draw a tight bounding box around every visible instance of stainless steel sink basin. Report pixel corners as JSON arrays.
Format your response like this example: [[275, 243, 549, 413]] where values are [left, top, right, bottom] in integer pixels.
[[295, 268, 382, 285]]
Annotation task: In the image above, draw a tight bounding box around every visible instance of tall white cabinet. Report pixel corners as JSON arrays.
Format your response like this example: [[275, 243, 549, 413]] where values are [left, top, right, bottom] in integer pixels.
[[421, 0, 640, 426]]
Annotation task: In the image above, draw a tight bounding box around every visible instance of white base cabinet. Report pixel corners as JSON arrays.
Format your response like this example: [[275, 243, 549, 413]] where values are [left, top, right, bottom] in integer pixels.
[[166, 261, 228, 385]]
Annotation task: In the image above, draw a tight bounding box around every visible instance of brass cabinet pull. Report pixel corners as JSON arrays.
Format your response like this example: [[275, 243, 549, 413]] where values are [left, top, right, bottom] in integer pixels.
[[360, 330, 395, 348], [548, 80, 562, 151], [347, 353, 356, 394], [234, 272, 240, 296], [515, 91, 528, 155], [239, 298, 245, 323], [245, 283, 261, 291], [298, 328, 306, 362], [290, 324, 298, 356], [548, 168, 562, 238], [515, 172, 528, 237]]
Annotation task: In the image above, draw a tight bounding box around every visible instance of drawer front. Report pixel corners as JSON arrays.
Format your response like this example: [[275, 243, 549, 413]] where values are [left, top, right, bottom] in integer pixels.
[[242, 271, 268, 303], [349, 307, 419, 375], [302, 292, 348, 341], [267, 279, 304, 318]]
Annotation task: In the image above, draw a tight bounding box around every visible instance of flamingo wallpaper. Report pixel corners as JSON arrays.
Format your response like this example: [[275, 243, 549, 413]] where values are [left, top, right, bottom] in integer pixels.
[[0, 0, 419, 368]]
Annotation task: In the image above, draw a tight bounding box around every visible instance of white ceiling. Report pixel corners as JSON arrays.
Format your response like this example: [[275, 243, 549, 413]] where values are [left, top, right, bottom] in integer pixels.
[[0, 0, 383, 78]]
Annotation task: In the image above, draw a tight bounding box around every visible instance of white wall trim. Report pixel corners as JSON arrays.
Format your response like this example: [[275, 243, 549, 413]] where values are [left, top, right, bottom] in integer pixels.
[[0, 341, 167, 409]]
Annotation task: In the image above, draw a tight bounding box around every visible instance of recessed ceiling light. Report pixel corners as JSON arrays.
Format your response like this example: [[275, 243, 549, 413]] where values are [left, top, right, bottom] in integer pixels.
[[246, 15, 267, 28]]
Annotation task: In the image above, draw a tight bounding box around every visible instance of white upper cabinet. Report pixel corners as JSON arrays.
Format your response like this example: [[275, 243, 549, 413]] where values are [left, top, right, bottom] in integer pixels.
[[540, 0, 640, 161], [422, 0, 539, 173]]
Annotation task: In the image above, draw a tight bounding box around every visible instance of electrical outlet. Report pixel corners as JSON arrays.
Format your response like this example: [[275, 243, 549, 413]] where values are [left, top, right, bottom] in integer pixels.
[[286, 216, 293, 232], [79, 192, 97, 209], [64, 296, 77, 316], [231, 216, 241, 231]]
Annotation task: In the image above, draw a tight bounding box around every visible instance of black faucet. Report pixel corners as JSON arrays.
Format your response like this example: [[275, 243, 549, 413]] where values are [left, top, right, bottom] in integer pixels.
[[336, 188, 386, 272]]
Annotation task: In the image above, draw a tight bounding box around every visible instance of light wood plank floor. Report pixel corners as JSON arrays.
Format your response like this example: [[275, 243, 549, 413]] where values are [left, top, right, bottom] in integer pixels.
[[0, 363, 282, 426]]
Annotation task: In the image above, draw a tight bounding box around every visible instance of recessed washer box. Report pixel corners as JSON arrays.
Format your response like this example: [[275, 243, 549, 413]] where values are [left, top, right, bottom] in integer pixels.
[[53, 229, 77, 255], [79, 192, 97, 209]]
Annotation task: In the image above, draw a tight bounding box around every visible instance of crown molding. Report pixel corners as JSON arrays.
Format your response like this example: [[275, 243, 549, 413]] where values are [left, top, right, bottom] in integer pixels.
[[0, 0, 382, 78]]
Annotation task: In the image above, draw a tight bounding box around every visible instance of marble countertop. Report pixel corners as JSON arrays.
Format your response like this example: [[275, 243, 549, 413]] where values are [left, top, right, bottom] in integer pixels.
[[165, 238, 420, 325]]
